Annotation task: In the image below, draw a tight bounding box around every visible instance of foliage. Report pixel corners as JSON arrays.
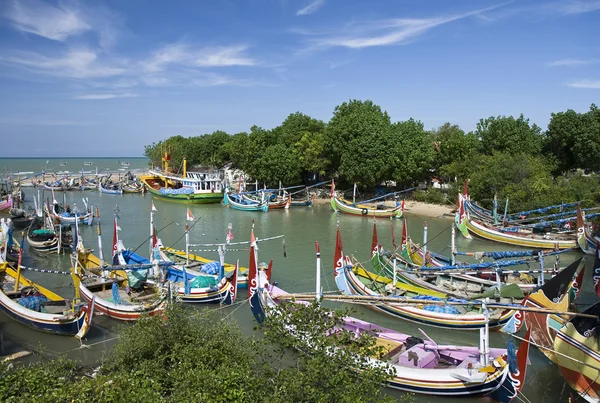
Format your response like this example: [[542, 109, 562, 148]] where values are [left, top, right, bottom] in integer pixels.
[[0, 304, 411, 403], [143, 101, 600, 211], [411, 188, 447, 205], [545, 104, 600, 174], [263, 301, 397, 403], [476, 114, 543, 156], [389, 119, 436, 186]]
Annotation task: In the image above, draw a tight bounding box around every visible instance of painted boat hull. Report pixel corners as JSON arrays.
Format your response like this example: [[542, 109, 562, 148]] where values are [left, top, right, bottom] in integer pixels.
[[141, 175, 223, 204], [223, 192, 268, 212], [330, 196, 402, 218], [0, 195, 13, 211]]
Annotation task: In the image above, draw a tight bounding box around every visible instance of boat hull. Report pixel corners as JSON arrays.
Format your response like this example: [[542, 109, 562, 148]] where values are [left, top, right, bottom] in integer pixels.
[[141, 176, 223, 204], [330, 196, 402, 218]]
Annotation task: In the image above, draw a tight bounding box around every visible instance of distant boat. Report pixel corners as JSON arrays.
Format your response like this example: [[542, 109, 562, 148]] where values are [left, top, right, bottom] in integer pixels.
[[60, 162, 68, 167], [84, 161, 94, 166], [45, 160, 49, 164], [120, 161, 131, 167]]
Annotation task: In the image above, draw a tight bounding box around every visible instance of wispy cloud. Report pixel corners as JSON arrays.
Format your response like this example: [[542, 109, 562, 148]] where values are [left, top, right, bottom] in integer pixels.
[[4, 0, 90, 41], [567, 79, 600, 89], [74, 92, 137, 100], [144, 43, 257, 72], [296, 0, 325, 16], [299, 2, 509, 50], [547, 59, 597, 67], [1, 49, 126, 79], [559, 0, 600, 14]]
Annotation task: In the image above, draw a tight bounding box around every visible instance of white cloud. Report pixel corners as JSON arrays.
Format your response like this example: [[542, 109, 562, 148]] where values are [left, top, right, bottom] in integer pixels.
[[301, 2, 510, 49], [74, 93, 137, 100], [2, 48, 126, 78], [567, 80, 600, 89], [297, 0, 325, 16], [144, 43, 257, 72], [547, 59, 596, 67], [560, 0, 600, 14], [5, 0, 91, 41]]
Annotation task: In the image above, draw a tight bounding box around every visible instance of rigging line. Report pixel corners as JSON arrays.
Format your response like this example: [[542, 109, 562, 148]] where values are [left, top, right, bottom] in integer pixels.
[[129, 220, 178, 256], [188, 234, 285, 247], [163, 217, 203, 251], [220, 298, 249, 321]]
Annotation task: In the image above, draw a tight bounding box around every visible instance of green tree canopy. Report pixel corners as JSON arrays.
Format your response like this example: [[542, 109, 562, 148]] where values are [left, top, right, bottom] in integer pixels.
[[389, 119, 436, 186], [476, 114, 543, 156]]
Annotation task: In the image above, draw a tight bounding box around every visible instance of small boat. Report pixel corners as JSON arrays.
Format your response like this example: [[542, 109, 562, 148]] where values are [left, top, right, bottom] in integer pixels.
[[334, 226, 517, 330], [515, 258, 582, 363], [8, 208, 34, 230], [0, 194, 13, 211], [554, 301, 600, 402], [51, 202, 94, 226], [0, 261, 93, 338], [223, 191, 268, 212], [330, 195, 403, 218], [249, 242, 531, 401], [84, 161, 94, 166], [0, 219, 21, 263], [457, 195, 577, 249], [120, 161, 131, 167], [26, 208, 73, 253], [74, 230, 167, 321], [98, 181, 123, 194], [60, 162, 68, 167]]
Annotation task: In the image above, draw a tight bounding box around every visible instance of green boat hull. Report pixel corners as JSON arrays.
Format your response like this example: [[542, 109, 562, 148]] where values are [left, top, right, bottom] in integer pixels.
[[146, 186, 223, 204]]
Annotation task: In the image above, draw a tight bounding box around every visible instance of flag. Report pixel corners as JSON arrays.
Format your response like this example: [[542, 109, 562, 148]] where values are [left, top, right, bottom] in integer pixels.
[[112, 216, 119, 265], [226, 228, 234, 243], [186, 208, 194, 222], [151, 202, 157, 212], [401, 199, 405, 211], [330, 179, 335, 198], [594, 243, 600, 298]]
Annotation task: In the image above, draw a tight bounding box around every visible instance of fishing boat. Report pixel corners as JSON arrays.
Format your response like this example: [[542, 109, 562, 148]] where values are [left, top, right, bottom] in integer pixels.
[[140, 154, 224, 204], [554, 301, 600, 402], [249, 242, 531, 401], [26, 210, 73, 253], [8, 208, 34, 230], [84, 161, 94, 166], [98, 180, 123, 194], [60, 162, 68, 167], [119, 161, 131, 167], [334, 227, 517, 330], [331, 195, 403, 218], [457, 195, 578, 249], [74, 230, 167, 321], [122, 182, 144, 193], [0, 194, 13, 211], [223, 191, 268, 212], [577, 205, 600, 255], [0, 260, 93, 338], [1, 219, 21, 263], [50, 196, 94, 226], [505, 258, 582, 363]]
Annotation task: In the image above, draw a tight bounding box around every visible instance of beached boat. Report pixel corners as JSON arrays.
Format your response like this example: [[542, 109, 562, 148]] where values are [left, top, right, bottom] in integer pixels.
[[334, 227, 517, 330], [51, 201, 94, 226], [223, 191, 268, 212], [98, 180, 123, 194], [554, 301, 600, 403], [457, 195, 577, 249], [140, 155, 224, 204], [0, 261, 93, 338], [330, 195, 403, 218], [249, 243, 531, 401]]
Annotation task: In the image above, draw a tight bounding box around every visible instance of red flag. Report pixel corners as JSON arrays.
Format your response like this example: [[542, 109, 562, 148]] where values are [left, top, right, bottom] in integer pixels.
[[248, 230, 257, 300], [594, 243, 600, 298], [330, 179, 335, 198], [371, 222, 379, 257], [401, 199, 405, 212], [573, 267, 585, 300], [152, 226, 158, 249], [186, 208, 194, 222], [462, 178, 469, 196], [266, 260, 273, 285]]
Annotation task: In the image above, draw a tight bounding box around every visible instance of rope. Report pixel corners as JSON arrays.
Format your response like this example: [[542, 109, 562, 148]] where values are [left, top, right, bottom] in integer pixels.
[[188, 234, 284, 247], [188, 248, 249, 253], [220, 298, 249, 321], [16, 266, 70, 275]]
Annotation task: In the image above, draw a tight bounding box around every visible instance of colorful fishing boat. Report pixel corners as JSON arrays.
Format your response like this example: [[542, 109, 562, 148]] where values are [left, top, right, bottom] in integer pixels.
[[554, 301, 600, 403], [98, 181, 123, 194], [26, 210, 73, 253], [334, 227, 517, 330], [223, 191, 268, 212], [0, 261, 93, 338], [140, 154, 224, 204], [508, 258, 582, 363], [249, 242, 531, 402], [577, 204, 599, 255], [457, 195, 577, 249], [0, 194, 13, 211], [330, 195, 403, 218], [50, 200, 94, 226]]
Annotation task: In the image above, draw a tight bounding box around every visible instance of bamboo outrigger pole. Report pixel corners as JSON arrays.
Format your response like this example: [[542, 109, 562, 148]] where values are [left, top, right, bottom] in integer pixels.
[[274, 293, 600, 318]]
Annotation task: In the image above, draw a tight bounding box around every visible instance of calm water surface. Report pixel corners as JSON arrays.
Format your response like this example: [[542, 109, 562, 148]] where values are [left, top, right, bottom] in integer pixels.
[[0, 159, 590, 403]]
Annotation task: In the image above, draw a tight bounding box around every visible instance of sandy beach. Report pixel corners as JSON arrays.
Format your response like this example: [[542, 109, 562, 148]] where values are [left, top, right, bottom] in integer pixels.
[[312, 197, 454, 219]]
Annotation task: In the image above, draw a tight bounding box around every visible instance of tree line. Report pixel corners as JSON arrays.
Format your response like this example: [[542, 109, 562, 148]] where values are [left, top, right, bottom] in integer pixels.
[[145, 101, 600, 211]]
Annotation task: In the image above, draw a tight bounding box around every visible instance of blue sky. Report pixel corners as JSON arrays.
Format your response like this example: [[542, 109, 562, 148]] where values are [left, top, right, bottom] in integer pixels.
[[0, 0, 598, 157]]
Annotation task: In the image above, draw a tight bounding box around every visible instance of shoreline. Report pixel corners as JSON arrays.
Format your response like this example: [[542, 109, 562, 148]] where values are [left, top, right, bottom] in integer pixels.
[[312, 198, 455, 219]]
